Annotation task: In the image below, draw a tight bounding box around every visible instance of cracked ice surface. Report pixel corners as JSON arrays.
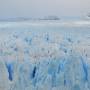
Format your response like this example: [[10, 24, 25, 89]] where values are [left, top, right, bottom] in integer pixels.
[[0, 21, 90, 90]]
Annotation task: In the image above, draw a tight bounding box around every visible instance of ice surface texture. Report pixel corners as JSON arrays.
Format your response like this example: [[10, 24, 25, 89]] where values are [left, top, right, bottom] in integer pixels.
[[0, 22, 90, 90]]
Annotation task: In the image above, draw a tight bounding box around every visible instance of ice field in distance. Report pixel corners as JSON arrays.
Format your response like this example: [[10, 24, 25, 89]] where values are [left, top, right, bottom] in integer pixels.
[[0, 20, 90, 90]]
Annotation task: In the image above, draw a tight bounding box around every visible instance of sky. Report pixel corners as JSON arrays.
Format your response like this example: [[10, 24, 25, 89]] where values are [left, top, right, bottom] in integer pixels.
[[0, 0, 90, 19]]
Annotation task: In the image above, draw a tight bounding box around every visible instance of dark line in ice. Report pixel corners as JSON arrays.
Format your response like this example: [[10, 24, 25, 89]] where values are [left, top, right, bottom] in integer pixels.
[[81, 57, 88, 82], [32, 66, 37, 78], [6, 63, 13, 81]]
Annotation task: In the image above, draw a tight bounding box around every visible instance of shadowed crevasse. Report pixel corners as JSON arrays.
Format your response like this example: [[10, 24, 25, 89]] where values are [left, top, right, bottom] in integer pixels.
[[81, 57, 88, 82], [32, 66, 37, 79], [6, 63, 14, 81]]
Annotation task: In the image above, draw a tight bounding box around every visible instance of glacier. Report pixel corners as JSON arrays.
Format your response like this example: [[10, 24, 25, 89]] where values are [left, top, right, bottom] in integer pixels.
[[0, 21, 90, 90]]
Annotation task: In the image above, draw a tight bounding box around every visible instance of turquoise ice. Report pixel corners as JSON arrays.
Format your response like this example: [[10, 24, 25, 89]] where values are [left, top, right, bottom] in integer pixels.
[[0, 21, 90, 90]]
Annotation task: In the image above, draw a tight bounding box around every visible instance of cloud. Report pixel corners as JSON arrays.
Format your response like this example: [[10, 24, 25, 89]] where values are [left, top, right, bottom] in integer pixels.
[[0, 0, 90, 18]]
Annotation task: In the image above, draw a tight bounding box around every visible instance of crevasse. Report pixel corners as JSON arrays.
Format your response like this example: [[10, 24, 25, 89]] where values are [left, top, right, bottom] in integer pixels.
[[0, 26, 90, 90]]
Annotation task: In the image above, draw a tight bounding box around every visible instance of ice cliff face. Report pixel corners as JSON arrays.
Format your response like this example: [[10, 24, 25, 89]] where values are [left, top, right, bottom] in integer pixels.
[[1, 54, 90, 90], [0, 22, 90, 90]]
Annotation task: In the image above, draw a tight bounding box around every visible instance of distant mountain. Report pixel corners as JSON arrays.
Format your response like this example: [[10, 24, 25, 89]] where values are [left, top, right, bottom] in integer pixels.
[[0, 17, 32, 22], [0, 16, 60, 22], [40, 16, 60, 20], [83, 13, 90, 20], [87, 14, 90, 18]]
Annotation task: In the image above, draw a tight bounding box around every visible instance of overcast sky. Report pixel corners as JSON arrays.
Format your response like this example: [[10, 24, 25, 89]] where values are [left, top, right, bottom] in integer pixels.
[[0, 0, 90, 19]]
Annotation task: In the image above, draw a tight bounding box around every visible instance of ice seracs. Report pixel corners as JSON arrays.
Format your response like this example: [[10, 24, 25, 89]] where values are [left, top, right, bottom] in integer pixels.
[[0, 22, 90, 90]]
